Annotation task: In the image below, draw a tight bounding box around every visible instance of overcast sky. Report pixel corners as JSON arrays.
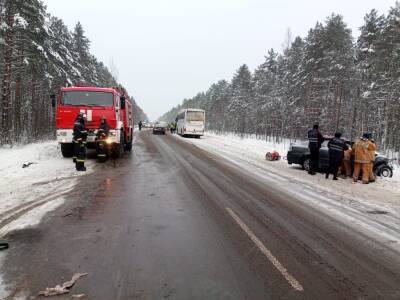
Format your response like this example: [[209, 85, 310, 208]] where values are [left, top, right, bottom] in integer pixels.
[[43, 0, 395, 120]]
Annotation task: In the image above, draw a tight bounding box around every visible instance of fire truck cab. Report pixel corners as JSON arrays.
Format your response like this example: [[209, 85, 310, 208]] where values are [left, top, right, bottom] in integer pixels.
[[53, 85, 133, 158]]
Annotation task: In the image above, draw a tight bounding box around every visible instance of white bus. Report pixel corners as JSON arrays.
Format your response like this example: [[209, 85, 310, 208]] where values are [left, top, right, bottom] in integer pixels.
[[176, 108, 205, 138]]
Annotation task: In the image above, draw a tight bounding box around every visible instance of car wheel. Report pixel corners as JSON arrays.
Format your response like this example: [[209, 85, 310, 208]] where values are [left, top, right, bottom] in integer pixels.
[[302, 158, 311, 172], [378, 166, 393, 178]]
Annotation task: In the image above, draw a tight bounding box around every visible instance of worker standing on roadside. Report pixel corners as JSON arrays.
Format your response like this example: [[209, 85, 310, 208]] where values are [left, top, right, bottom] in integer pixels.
[[341, 146, 353, 178], [326, 132, 348, 180], [73, 113, 88, 171], [138, 121, 143, 131], [72, 113, 83, 163], [96, 116, 110, 160], [352, 133, 374, 184], [307, 124, 324, 175], [367, 133, 377, 183], [170, 122, 176, 134]]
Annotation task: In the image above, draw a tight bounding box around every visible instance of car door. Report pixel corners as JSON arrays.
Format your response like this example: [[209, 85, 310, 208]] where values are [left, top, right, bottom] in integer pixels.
[[319, 142, 330, 169]]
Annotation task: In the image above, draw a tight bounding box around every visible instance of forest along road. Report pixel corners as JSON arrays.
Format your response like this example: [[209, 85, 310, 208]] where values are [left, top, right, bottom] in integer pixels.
[[1, 130, 400, 300]]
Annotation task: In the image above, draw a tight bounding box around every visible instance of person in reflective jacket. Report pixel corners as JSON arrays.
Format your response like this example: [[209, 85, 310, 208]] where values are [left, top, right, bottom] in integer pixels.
[[72, 113, 85, 163], [352, 133, 375, 184], [326, 132, 348, 180], [73, 113, 88, 171], [340, 147, 352, 178], [307, 124, 324, 175], [96, 116, 110, 160]]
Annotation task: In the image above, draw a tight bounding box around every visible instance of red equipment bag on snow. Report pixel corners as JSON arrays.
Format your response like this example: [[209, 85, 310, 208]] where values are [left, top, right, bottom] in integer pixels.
[[265, 151, 281, 161]]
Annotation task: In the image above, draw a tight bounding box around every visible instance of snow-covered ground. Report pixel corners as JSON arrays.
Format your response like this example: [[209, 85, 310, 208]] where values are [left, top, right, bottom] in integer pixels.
[[178, 132, 400, 202], [0, 141, 94, 237], [173, 132, 400, 246], [0, 141, 96, 299]]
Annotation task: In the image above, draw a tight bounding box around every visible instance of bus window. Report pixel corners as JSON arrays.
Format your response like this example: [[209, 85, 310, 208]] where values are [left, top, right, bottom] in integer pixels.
[[187, 111, 204, 122]]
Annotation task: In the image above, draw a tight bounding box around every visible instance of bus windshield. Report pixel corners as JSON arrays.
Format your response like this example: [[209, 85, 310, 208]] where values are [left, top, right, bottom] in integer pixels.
[[62, 91, 114, 107], [187, 111, 204, 122]]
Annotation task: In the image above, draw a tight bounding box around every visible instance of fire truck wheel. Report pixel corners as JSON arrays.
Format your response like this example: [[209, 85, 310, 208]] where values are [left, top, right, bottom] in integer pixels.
[[112, 134, 124, 159], [61, 143, 74, 158], [124, 141, 133, 152]]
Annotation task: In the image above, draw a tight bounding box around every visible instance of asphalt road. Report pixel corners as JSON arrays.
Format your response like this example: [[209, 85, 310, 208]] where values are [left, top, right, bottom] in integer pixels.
[[2, 130, 400, 299]]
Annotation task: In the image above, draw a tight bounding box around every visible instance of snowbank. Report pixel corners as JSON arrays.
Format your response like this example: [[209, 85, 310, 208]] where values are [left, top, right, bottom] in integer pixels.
[[0, 141, 94, 237]]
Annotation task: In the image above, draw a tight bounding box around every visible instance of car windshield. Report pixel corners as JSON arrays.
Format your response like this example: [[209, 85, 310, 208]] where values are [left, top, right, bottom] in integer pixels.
[[187, 111, 204, 122], [62, 91, 114, 107]]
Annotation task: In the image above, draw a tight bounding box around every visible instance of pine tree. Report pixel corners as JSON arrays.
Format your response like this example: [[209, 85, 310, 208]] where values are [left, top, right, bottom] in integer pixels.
[[226, 64, 252, 134], [72, 22, 91, 81], [0, 2, 147, 144], [356, 9, 386, 142], [159, 7, 400, 153]]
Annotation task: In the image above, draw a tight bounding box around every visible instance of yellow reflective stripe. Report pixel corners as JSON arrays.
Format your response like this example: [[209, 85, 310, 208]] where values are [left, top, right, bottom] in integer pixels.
[[76, 159, 85, 162], [97, 154, 106, 157], [354, 160, 369, 163]]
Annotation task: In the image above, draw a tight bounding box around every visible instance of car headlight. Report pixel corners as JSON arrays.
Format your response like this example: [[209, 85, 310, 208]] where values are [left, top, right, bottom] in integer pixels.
[[106, 138, 113, 144]]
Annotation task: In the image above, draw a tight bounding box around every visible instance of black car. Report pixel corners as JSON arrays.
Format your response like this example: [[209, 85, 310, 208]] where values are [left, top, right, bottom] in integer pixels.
[[153, 122, 167, 135], [287, 141, 394, 178]]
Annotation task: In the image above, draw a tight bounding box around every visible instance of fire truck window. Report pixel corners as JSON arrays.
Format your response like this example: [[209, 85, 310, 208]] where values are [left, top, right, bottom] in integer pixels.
[[62, 91, 114, 106]]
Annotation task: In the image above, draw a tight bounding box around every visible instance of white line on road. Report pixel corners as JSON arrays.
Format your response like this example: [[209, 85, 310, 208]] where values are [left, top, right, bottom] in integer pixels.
[[226, 207, 304, 292]]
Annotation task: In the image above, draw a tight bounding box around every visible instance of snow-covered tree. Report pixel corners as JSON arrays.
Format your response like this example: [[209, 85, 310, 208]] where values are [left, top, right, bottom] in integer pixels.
[[0, 1, 147, 144], [160, 6, 400, 153]]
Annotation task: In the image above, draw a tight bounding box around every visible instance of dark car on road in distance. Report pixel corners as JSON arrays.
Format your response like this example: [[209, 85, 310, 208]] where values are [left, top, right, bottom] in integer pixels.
[[153, 122, 167, 135], [287, 140, 394, 178]]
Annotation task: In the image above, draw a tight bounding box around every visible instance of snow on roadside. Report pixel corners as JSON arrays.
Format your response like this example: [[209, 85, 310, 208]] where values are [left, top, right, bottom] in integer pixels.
[[171, 132, 400, 255], [174, 132, 400, 217], [0, 141, 94, 238], [0, 141, 96, 299]]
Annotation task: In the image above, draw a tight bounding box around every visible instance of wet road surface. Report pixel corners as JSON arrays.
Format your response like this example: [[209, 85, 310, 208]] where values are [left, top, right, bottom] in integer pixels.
[[2, 130, 400, 299]]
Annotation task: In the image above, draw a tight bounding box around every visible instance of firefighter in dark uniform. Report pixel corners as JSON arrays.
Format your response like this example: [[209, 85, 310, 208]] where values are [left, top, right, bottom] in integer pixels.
[[326, 132, 348, 180], [307, 124, 324, 175], [73, 113, 88, 171], [96, 116, 110, 160]]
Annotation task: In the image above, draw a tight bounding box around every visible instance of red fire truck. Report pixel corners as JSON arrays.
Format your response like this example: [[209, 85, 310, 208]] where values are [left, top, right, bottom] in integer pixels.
[[52, 85, 133, 158]]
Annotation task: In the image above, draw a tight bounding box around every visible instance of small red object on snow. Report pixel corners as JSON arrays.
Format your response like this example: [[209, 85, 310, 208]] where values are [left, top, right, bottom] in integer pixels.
[[265, 151, 281, 161]]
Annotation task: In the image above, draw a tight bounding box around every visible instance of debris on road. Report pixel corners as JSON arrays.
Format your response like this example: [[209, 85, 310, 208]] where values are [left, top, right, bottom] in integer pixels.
[[0, 240, 9, 250], [72, 294, 87, 299], [38, 272, 88, 297], [367, 210, 389, 215], [22, 162, 36, 168], [265, 151, 281, 161]]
